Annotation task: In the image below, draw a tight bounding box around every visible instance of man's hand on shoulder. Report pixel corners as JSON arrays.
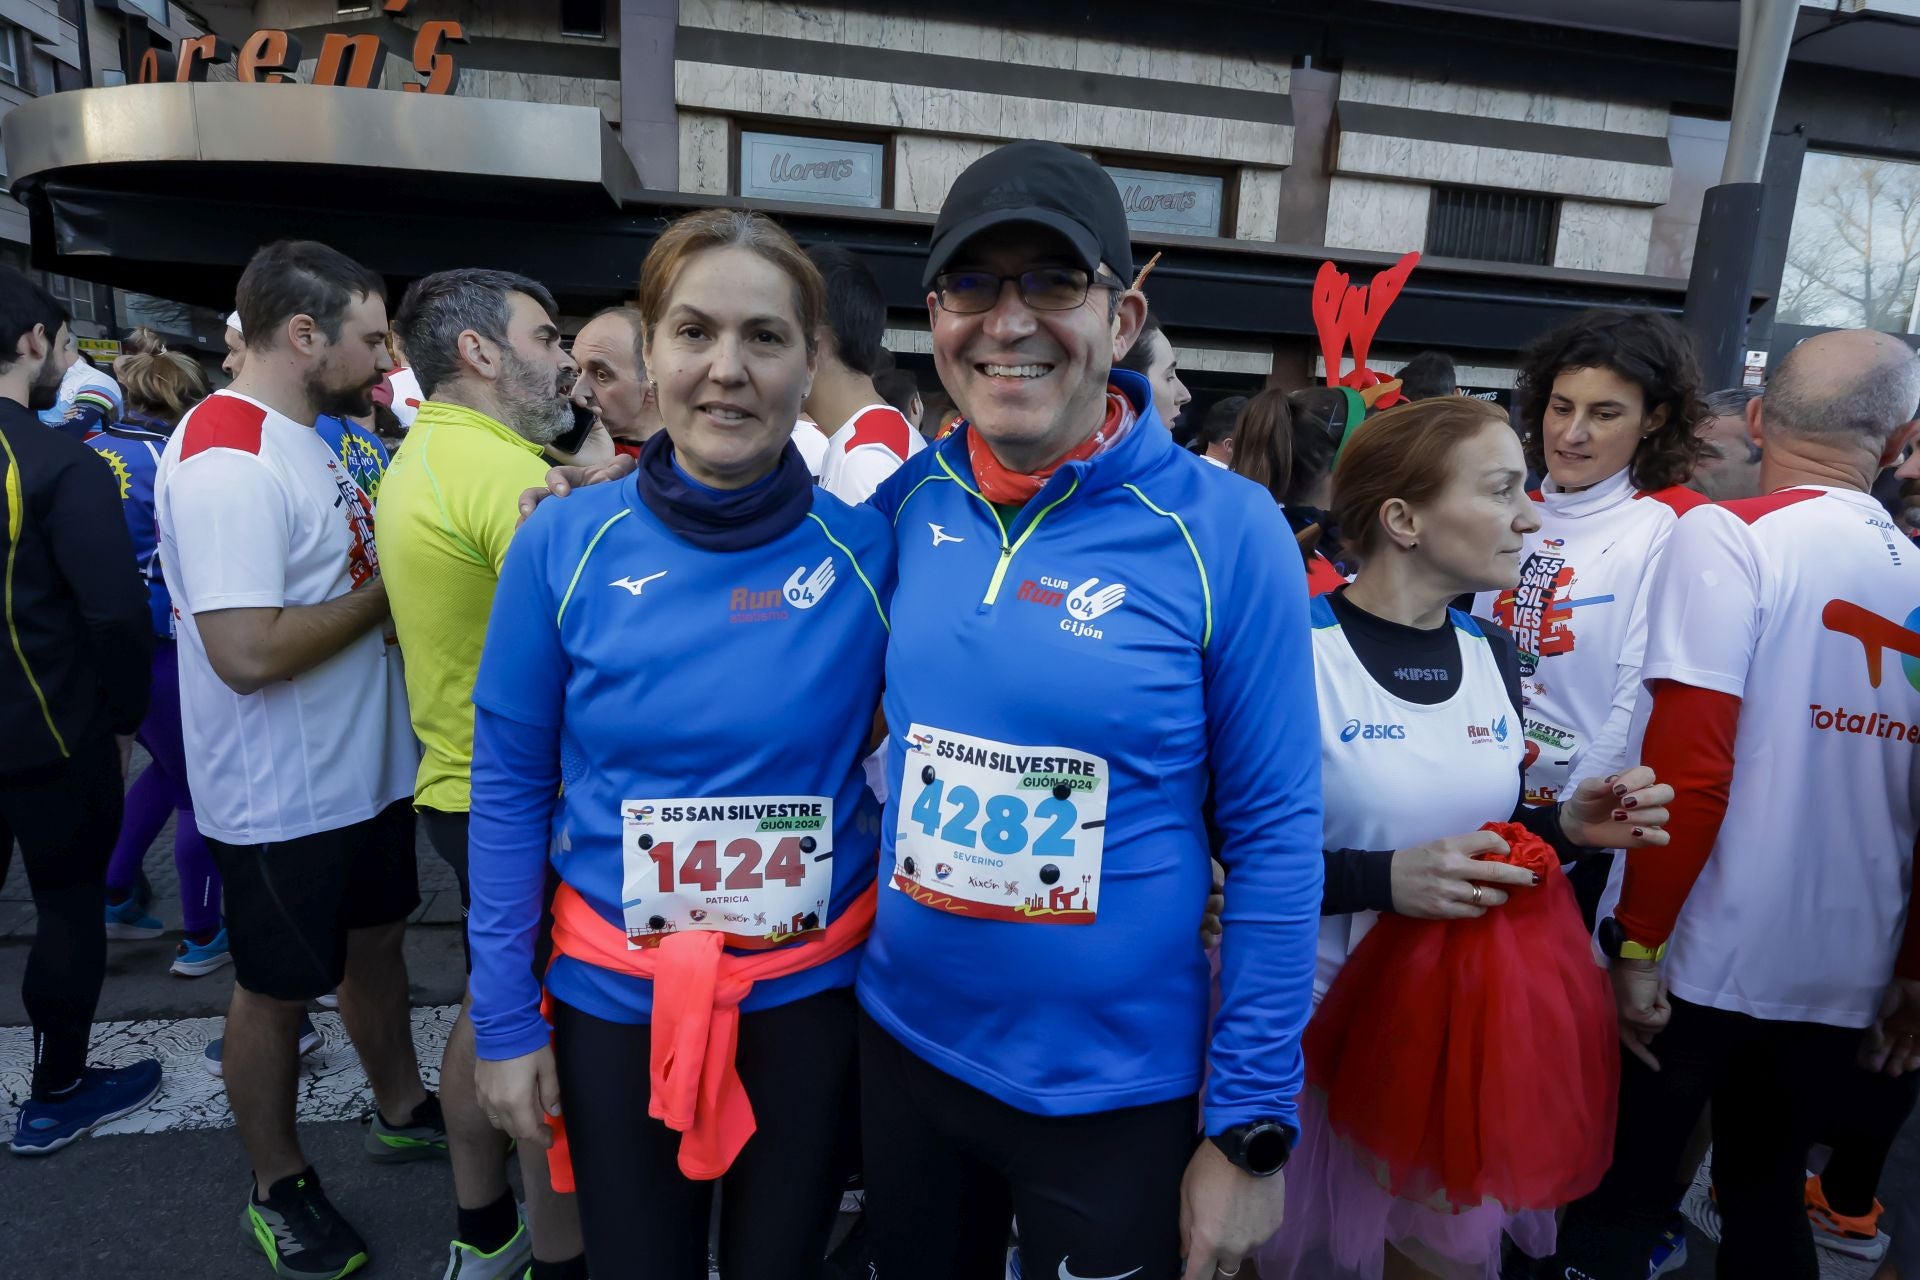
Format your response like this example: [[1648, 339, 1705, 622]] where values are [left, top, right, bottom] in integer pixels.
[[517, 453, 636, 527]]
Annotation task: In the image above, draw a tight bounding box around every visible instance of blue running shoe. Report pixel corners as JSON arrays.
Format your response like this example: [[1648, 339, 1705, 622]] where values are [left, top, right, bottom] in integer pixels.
[[171, 926, 233, 977], [105, 896, 164, 940], [206, 1015, 322, 1078], [9, 1059, 163, 1155], [1647, 1215, 1689, 1277]]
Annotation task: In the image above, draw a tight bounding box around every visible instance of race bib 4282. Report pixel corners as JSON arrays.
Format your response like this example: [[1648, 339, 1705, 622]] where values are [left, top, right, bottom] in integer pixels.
[[892, 724, 1109, 924]]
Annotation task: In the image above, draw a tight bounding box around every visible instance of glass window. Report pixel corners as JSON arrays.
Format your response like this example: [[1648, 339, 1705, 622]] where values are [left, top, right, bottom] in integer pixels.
[[1426, 187, 1557, 266], [738, 132, 885, 208], [1103, 166, 1226, 238], [1780, 151, 1920, 334], [561, 0, 606, 39], [32, 271, 97, 324], [0, 23, 23, 89]]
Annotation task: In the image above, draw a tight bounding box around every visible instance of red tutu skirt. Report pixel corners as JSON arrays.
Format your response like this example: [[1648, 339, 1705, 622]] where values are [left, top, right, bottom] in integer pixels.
[[1309, 822, 1618, 1211]]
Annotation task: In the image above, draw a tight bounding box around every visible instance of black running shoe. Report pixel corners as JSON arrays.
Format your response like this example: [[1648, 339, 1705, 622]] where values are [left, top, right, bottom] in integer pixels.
[[242, 1167, 369, 1279]]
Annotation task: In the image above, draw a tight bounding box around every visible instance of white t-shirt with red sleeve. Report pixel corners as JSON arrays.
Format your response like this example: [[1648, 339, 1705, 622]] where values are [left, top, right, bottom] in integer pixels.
[[155, 390, 417, 845], [818, 404, 924, 505], [1633, 486, 1920, 1027]]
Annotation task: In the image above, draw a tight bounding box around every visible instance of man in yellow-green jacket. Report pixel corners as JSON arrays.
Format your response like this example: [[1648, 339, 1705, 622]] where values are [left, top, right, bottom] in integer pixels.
[[378, 267, 591, 1280]]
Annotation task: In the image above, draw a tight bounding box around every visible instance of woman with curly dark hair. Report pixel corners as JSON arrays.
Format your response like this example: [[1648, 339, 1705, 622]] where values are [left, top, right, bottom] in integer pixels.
[[1474, 309, 1708, 935]]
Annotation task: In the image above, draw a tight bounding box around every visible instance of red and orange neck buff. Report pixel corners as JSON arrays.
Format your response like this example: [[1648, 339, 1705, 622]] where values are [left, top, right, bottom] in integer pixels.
[[966, 385, 1136, 506]]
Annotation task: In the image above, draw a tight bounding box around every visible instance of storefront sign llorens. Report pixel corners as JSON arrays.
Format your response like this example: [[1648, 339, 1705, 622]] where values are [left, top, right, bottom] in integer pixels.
[[135, 0, 465, 95]]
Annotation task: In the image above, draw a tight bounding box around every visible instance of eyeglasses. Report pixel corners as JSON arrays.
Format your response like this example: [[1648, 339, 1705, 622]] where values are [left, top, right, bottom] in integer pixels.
[[933, 267, 1126, 315]]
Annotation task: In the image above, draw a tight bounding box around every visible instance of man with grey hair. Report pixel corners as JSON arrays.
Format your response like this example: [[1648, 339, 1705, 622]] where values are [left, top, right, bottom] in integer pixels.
[[378, 268, 586, 1280], [569, 304, 662, 452], [1688, 385, 1764, 501], [1553, 328, 1920, 1279]]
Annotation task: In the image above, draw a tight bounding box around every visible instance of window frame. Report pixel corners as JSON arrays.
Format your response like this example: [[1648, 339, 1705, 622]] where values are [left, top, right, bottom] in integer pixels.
[[1092, 152, 1238, 240], [0, 22, 24, 89], [561, 0, 607, 40], [730, 121, 893, 211]]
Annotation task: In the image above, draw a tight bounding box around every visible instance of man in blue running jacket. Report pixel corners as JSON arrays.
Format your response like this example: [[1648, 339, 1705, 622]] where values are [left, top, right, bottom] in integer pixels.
[[855, 140, 1321, 1280]]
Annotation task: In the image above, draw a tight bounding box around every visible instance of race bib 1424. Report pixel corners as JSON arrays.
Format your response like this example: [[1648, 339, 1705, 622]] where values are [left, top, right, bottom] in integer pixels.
[[620, 796, 832, 949]]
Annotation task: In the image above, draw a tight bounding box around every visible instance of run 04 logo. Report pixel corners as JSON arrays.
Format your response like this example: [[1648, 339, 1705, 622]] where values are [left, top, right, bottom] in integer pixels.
[[1014, 574, 1130, 640]]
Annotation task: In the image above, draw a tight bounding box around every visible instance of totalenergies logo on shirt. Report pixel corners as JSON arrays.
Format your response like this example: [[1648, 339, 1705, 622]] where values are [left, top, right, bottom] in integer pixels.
[[1822, 599, 1920, 693]]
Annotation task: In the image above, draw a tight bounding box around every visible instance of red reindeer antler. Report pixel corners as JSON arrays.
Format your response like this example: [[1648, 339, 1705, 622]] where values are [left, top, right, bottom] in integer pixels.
[[1312, 251, 1422, 410]]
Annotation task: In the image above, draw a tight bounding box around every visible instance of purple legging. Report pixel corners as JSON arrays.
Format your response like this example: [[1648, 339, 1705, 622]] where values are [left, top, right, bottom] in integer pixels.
[[106, 641, 222, 935]]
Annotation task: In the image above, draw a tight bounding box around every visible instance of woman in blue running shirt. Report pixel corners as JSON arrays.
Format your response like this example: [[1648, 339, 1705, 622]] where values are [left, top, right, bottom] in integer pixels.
[[468, 209, 894, 1280]]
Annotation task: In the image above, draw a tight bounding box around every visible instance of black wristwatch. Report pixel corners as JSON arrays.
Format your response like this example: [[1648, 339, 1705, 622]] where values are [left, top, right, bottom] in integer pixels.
[[1208, 1120, 1293, 1177]]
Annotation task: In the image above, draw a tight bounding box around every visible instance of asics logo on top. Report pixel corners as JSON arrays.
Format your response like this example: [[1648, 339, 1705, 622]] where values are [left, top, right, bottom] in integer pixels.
[[1056, 1262, 1142, 1280], [929, 522, 965, 546], [609, 571, 668, 597], [1822, 598, 1920, 692], [783, 557, 836, 609], [1341, 719, 1407, 742]]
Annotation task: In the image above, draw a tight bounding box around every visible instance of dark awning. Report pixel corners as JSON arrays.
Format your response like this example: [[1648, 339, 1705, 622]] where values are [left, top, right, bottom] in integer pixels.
[[7, 80, 1723, 354]]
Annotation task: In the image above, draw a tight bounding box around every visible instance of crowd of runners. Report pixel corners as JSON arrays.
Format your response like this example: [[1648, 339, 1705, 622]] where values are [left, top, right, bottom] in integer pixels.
[[1, 136, 1917, 1280]]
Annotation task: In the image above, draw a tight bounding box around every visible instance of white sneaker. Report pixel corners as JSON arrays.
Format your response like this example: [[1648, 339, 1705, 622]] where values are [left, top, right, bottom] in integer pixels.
[[442, 1221, 531, 1279], [1680, 1157, 1722, 1244]]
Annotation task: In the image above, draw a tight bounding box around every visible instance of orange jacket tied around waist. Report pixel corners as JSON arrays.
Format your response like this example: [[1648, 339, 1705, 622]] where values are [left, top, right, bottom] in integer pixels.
[[539, 881, 877, 1188]]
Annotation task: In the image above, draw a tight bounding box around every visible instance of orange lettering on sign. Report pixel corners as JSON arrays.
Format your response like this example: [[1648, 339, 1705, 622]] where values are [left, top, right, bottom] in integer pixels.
[[237, 29, 302, 83], [134, 47, 177, 84], [174, 34, 233, 81], [383, 0, 414, 10], [314, 33, 389, 88], [404, 20, 465, 95]]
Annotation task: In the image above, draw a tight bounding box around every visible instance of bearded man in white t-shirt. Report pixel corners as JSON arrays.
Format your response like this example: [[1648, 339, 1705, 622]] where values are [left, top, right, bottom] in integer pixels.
[[156, 239, 436, 1280]]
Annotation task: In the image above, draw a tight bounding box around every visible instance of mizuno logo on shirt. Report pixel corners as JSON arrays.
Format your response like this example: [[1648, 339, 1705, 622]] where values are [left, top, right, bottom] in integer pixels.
[[929, 523, 964, 546], [610, 571, 668, 597]]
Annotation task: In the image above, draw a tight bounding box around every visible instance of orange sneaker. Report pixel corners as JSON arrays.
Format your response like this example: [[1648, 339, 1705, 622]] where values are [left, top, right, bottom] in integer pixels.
[[1806, 1174, 1890, 1262]]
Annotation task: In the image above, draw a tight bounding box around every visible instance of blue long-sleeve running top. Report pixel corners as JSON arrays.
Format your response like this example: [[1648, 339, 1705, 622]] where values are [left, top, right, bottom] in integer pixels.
[[857, 368, 1325, 1136]]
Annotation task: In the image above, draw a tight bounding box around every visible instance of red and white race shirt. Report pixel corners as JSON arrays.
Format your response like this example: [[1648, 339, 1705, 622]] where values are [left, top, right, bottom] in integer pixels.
[[386, 367, 424, 428], [818, 404, 924, 505], [1634, 486, 1920, 1027], [791, 419, 829, 478], [1475, 467, 1702, 805], [156, 391, 417, 844]]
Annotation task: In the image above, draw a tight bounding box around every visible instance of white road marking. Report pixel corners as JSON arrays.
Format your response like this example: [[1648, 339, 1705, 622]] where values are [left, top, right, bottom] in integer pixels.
[[1, 1005, 458, 1137]]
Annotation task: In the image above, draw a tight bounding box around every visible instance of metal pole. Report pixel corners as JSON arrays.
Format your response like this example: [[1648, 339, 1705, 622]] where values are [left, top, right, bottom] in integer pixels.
[[1722, 0, 1796, 184], [1682, 0, 1799, 387]]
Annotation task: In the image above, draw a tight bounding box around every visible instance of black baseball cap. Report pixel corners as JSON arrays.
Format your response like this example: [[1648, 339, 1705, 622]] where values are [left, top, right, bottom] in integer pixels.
[[922, 140, 1135, 289]]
